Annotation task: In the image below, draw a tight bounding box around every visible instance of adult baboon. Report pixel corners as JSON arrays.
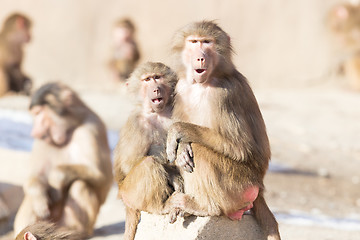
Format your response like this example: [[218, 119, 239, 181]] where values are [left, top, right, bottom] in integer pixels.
[[166, 21, 280, 240], [109, 18, 140, 82], [14, 83, 113, 238], [114, 62, 181, 240], [0, 13, 32, 96], [327, 2, 360, 90]]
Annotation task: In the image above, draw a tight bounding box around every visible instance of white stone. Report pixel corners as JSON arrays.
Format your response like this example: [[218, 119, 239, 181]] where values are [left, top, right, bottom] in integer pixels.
[[135, 212, 266, 240]]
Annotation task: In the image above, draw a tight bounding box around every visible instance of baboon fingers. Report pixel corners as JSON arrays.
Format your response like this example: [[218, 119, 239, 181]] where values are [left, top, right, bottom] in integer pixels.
[[166, 139, 178, 163]]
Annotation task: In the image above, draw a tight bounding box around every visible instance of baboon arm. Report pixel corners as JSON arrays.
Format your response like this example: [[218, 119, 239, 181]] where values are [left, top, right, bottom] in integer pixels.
[[25, 143, 50, 196], [113, 114, 152, 183], [167, 121, 247, 162], [24, 175, 48, 196], [48, 164, 106, 190]]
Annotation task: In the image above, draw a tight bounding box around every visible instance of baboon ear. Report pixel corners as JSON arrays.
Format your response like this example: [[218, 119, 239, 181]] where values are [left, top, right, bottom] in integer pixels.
[[24, 231, 37, 240]]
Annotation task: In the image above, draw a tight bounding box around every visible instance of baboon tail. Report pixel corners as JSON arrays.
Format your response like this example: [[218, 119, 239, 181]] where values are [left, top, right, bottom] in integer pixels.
[[252, 190, 281, 240]]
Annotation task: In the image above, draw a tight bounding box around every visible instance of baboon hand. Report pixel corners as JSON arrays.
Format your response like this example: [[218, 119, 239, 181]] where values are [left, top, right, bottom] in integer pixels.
[[166, 125, 180, 163], [176, 142, 194, 173], [168, 207, 185, 224], [166, 122, 191, 163]]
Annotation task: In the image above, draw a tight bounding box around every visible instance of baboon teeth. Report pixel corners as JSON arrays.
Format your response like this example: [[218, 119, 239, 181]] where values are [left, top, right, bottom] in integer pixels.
[[152, 98, 162, 103]]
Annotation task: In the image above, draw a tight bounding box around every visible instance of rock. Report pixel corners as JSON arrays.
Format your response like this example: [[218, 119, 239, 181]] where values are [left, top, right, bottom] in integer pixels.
[[134, 212, 266, 240], [0, 182, 24, 235], [0, 197, 9, 221]]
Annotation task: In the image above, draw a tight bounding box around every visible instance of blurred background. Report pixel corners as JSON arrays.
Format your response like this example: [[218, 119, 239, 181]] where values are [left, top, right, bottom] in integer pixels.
[[0, 0, 359, 239], [0, 0, 342, 89]]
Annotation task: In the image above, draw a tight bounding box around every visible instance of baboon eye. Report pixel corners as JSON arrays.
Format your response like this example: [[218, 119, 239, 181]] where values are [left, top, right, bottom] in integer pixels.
[[154, 75, 161, 80], [144, 77, 151, 82], [204, 40, 211, 44], [190, 40, 198, 43]]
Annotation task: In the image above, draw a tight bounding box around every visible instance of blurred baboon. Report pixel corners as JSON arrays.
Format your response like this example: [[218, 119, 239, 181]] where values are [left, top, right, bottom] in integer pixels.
[[14, 83, 113, 238], [166, 21, 280, 240], [0, 13, 32, 96], [327, 2, 360, 90], [109, 18, 140, 82], [15, 221, 82, 240], [114, 62, 181, 240]]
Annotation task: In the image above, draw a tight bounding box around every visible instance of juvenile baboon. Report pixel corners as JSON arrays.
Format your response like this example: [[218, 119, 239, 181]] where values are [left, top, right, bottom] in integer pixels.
[[113, 62, 181, 240], [109, 18, 140, 82], [327, 2, 360, 90], [166, 21, 280, 240], [0, 13, 32, 96], [14, 82, 113, 238], [15, 221, 82, 240]]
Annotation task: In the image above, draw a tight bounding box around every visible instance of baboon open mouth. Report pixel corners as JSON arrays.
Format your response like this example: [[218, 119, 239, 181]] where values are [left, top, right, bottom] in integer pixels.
[[195, 69, 206, 74], [152, 98, 163, 104]]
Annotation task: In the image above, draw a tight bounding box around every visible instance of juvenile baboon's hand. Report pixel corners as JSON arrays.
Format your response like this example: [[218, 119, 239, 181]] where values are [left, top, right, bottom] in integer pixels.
[[32, 196, 50, 219], [169, 192, 187, 210], [176, 142, 194, 173], [168, 192, 187, 223], [168, 207, 184, 224]]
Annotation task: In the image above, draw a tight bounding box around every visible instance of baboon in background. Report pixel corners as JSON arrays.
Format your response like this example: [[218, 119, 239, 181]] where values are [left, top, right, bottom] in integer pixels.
[[109, 18, 140, 82], [114, 62, 182, 240], [14, 83, 113, 238], [166, 21, 280, 240], [15, 221, 82, 240], [327, 2, 360, 91], [0, 13, 32, 96]]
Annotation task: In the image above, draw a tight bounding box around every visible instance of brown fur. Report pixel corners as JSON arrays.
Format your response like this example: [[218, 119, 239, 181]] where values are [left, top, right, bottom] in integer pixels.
[[327, 3, 360, 91], [166, 21, 280, 240], [113, 62, 181, 240], [109, 18, 140, 82], [0, 13, 32, 96], [14, 83, 113, 238], [15, 221, 83, 240]]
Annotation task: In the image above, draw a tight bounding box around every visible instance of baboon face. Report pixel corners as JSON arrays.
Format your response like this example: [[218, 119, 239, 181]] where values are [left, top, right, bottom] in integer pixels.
[[30, 105, 73, 146], [29, 83, 81, 147], [128, 62, 178, 113], [140, 73, 171, 113], [182, 35, 219, 84]]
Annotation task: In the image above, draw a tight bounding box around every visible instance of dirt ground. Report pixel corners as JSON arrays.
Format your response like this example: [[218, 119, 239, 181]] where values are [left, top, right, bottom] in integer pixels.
[[0, 85, 359, 240]]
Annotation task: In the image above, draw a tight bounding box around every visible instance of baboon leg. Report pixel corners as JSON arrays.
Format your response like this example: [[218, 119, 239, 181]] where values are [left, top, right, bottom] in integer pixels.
[[123, 207, 140, 240], [58, 180, 100, 237], [13, 196, 37, 236]]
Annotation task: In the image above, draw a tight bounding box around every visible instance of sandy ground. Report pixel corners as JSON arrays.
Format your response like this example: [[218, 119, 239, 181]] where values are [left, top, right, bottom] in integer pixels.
[[0, 84, 359, 240]]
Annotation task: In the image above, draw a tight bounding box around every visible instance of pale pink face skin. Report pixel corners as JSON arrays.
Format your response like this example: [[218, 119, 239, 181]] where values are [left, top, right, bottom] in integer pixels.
[[11, 18, 31, 44], [30, 106, 69, 146], [182, 35, 219, 84], [112, 26, 132, 45], [227, 186, 259, 221], [140, 73, 170, 113]]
